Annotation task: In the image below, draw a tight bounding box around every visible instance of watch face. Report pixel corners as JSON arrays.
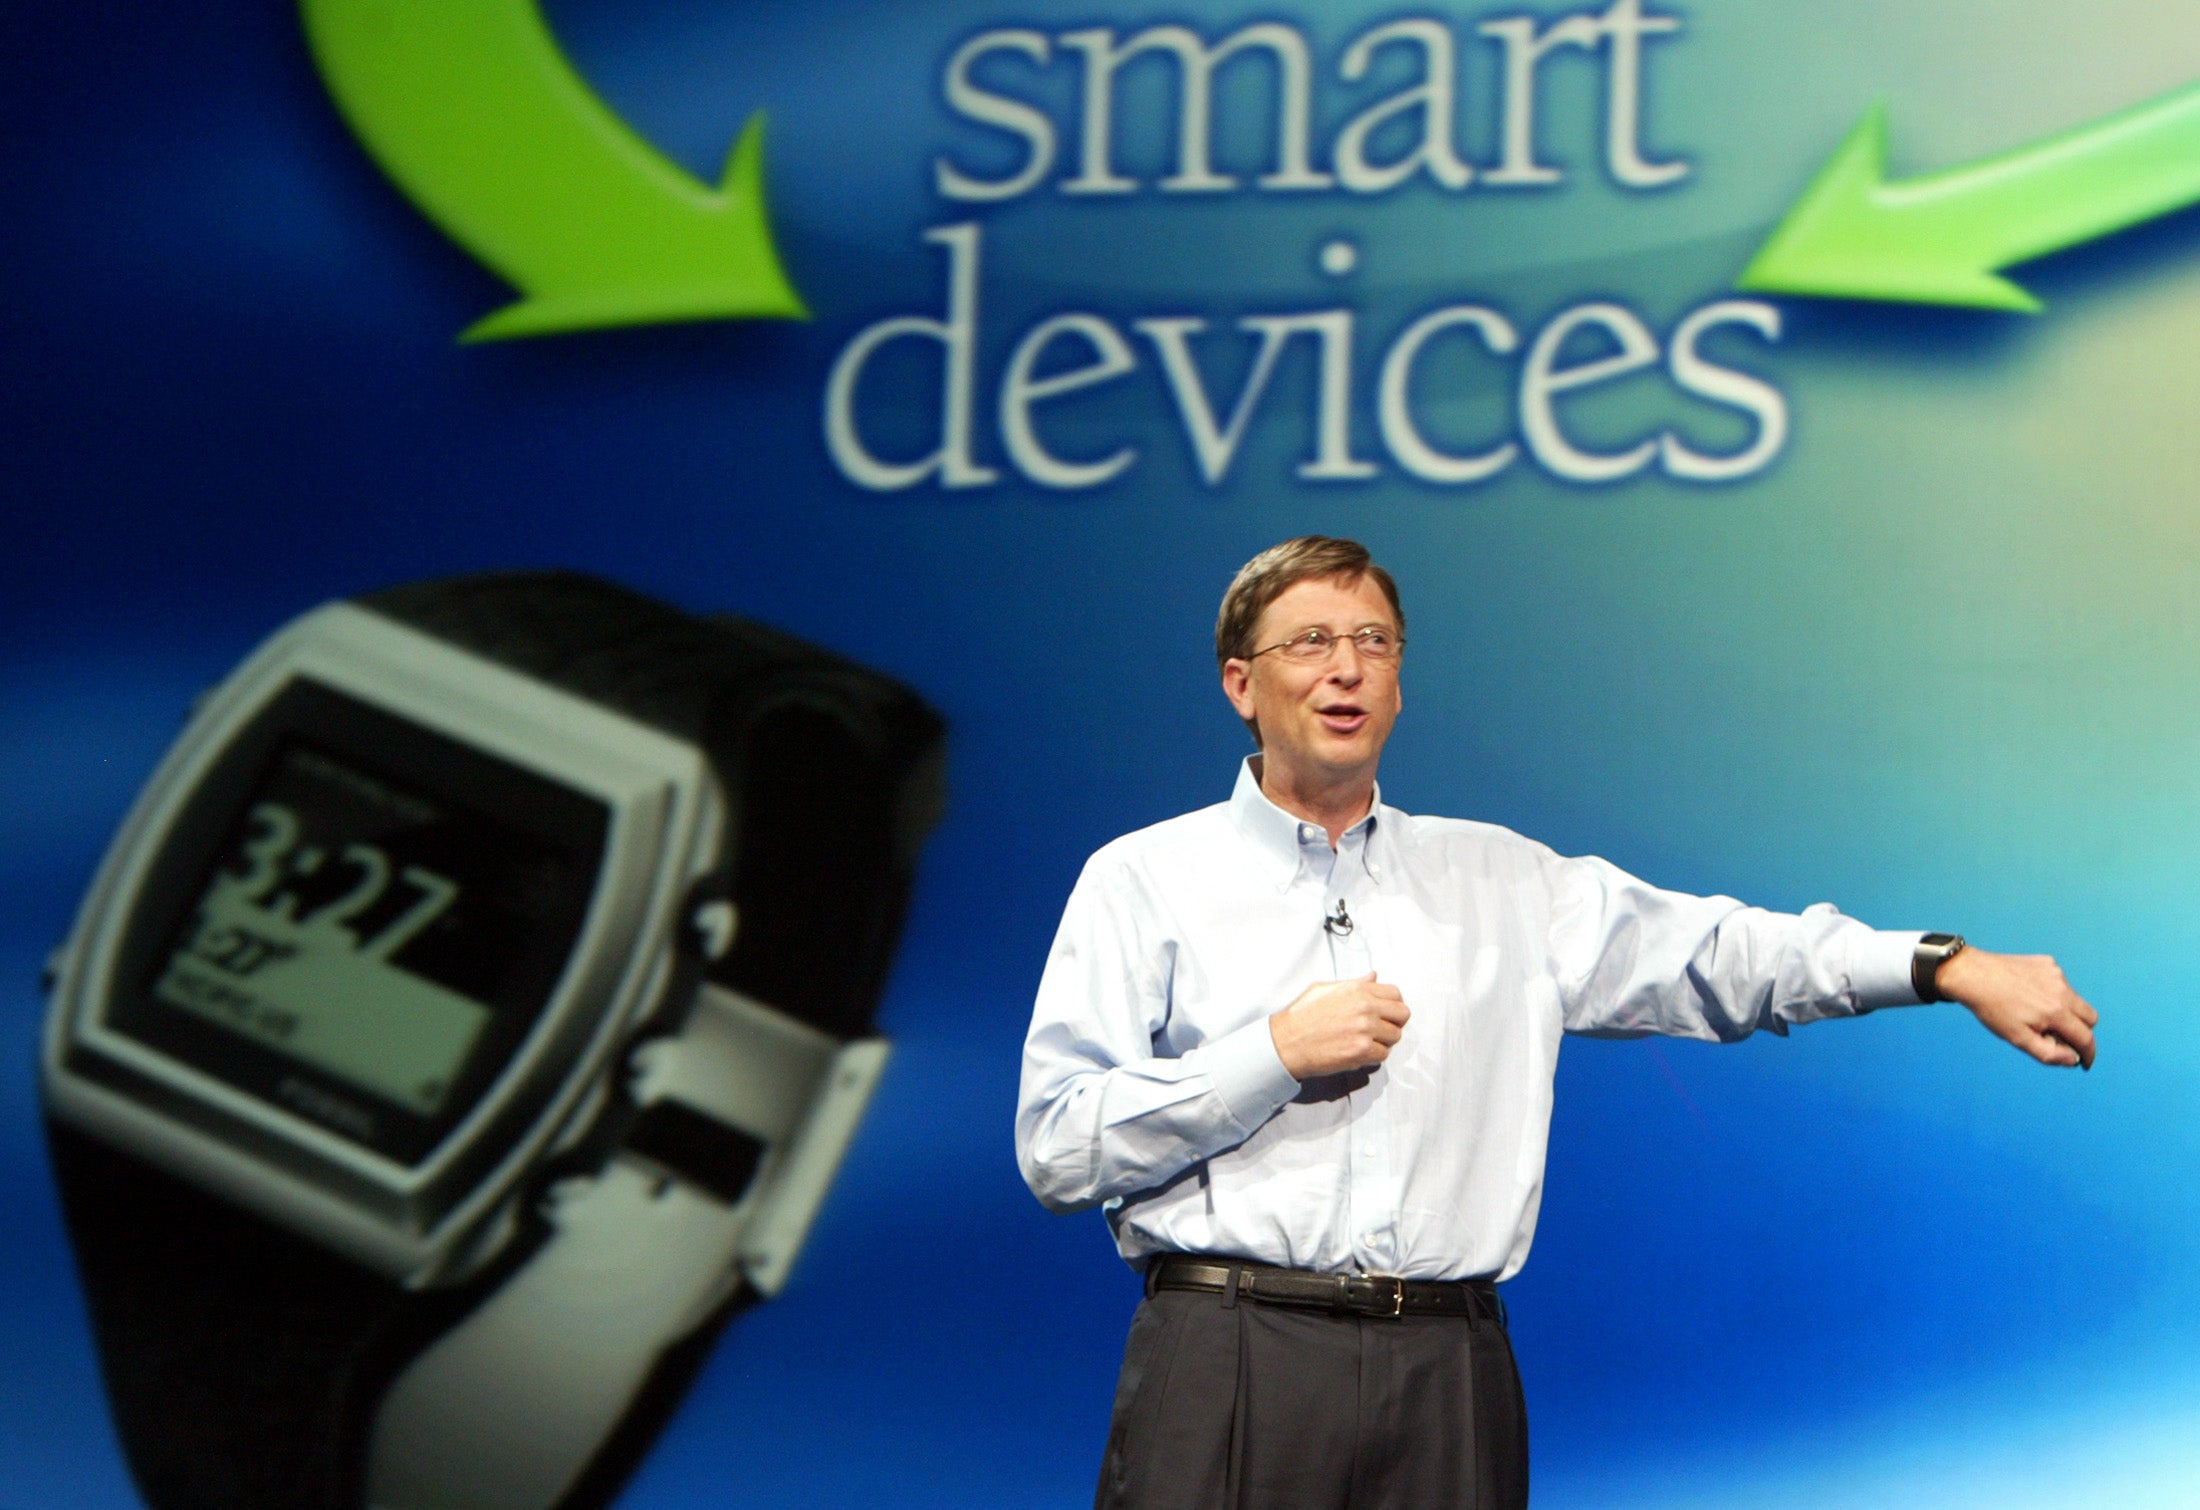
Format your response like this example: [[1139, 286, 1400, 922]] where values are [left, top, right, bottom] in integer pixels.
[[100, 680, 610, 1167]]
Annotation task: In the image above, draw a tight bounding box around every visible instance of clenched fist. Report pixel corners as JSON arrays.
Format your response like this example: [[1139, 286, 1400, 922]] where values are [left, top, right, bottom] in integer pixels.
[[1936, 948, 2099, 1069], [1269, 973, 1411, 1080]]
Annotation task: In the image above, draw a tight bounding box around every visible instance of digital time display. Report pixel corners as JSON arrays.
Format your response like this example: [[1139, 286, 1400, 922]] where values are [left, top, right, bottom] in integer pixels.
[[155, 756, 488, 1115], [111, 712, 609, 1165]]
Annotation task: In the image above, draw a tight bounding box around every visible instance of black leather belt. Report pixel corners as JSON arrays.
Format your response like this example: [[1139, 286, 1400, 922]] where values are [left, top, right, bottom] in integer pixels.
[[1147, 1255, 1506, 1326]]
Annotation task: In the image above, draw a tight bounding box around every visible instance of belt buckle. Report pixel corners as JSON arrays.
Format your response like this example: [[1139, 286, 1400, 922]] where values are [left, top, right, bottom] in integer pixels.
[[1338, 1271, 1407, 1318]]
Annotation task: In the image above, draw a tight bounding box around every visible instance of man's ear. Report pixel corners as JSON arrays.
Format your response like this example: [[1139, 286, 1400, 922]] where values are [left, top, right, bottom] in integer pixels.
[[1221, 658, 1257, 723]]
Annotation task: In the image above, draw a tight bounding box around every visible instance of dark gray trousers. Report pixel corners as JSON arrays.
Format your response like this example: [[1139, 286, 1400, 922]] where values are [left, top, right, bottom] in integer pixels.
[[1094, 1282, 1529, 1509]]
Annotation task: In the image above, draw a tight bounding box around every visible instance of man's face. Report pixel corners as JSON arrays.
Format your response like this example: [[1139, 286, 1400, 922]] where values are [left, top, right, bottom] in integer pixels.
[[1222, 573, 1403, 788]]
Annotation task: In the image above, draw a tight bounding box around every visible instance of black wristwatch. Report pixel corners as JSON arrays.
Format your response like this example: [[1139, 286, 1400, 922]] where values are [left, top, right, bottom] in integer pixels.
[[1911, 932, 1968, 1003], [41, 571, 944, 1510]]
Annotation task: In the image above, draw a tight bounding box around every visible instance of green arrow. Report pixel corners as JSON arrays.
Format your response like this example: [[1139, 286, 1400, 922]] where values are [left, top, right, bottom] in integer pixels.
[[300, 0, 806, 342], [1739, 81, 2200, 313]]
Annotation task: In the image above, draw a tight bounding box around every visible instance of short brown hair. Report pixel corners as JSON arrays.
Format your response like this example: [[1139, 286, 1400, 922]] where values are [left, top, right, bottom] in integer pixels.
[[1214, 536, 1404, 669]]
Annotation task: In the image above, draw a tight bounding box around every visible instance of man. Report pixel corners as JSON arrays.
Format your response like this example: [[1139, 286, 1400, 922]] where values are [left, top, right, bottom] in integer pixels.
[[1016, 536, 2098, 1510]]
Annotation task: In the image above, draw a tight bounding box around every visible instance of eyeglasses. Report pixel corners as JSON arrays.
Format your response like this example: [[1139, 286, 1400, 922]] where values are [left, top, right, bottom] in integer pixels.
[[1249, 626, 1404, 663]]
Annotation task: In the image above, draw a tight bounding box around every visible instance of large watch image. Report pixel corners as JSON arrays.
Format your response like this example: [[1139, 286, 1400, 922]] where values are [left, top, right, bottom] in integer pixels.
[[39, 572, 945, 1510]]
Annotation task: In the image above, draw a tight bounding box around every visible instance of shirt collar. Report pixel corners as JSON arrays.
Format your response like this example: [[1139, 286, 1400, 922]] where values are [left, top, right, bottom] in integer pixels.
[[1228, 756, 1384, 892]]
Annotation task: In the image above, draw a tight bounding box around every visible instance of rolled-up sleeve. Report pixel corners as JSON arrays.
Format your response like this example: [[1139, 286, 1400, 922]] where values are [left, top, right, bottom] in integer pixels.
[[1545, 851, 1925, 1041], [1016, 856, 1300, 1214]]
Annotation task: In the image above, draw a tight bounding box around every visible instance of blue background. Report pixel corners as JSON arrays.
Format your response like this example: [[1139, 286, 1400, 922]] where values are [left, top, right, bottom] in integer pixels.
[[6, 2, 2199, 1504]]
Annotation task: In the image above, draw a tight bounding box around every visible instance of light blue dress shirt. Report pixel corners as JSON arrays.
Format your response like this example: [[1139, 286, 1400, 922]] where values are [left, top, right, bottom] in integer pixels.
[[1017, 759, 1925, 1282]]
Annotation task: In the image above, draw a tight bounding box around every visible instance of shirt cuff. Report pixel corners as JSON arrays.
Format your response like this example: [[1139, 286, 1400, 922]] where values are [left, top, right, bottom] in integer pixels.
[[1204, 1014, 1302, 1132], [1855, 930, 1928, 1009]]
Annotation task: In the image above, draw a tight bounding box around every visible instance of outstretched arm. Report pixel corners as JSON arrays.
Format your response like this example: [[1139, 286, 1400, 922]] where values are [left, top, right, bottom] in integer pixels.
[[1542, 850, 2102, 1069], [1934, 948, 2099, 1069]]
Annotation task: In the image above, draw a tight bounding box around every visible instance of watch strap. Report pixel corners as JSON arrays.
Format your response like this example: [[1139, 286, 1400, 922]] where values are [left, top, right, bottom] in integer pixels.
[[1912, 933, 1967, 1003], [47, 1120, 495, 1510]]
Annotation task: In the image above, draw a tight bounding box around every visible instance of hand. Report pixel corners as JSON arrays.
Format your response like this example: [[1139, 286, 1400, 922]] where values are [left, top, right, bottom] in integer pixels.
[[1269, 973, 1410, 1080], [1935, 947, 2098, 1069]]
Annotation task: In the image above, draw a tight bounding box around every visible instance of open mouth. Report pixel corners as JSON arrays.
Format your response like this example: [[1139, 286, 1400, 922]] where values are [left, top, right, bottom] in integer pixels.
[[1317, 703, 1369, 735]]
